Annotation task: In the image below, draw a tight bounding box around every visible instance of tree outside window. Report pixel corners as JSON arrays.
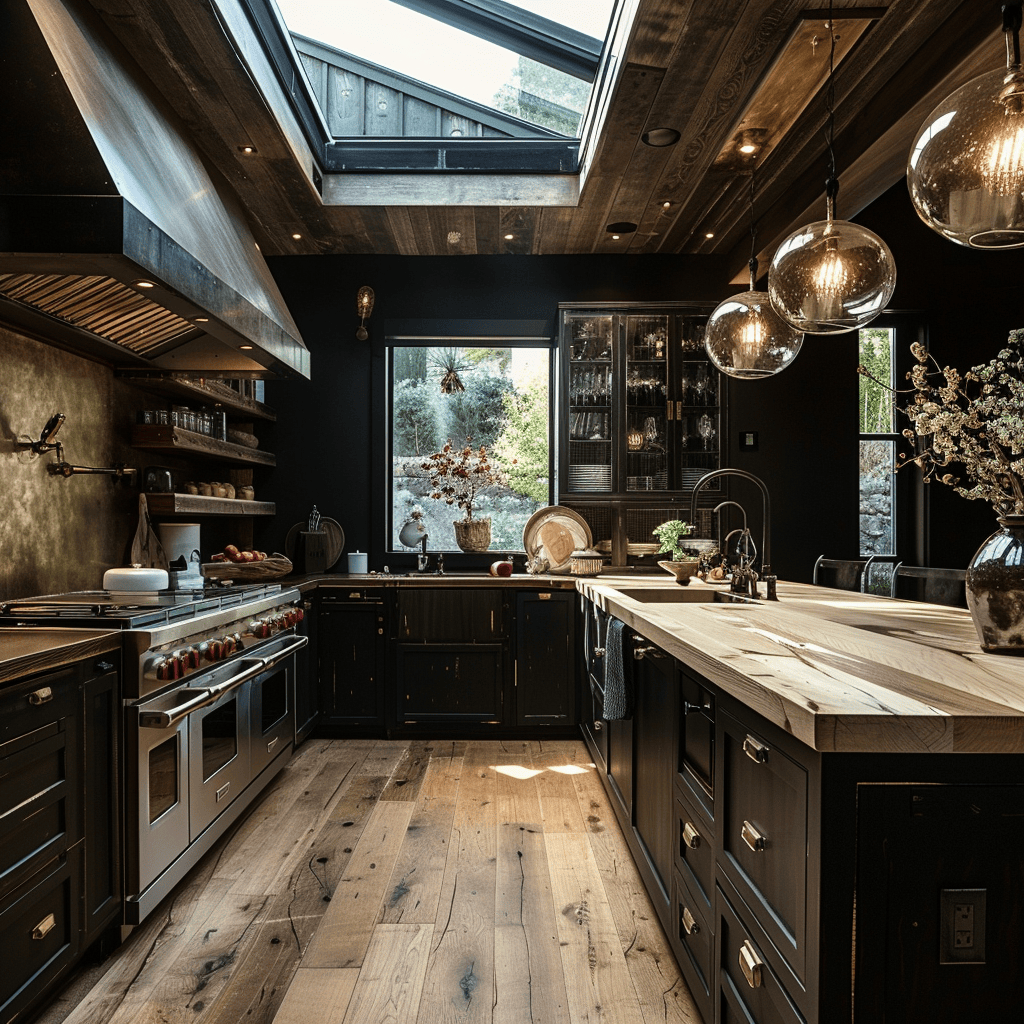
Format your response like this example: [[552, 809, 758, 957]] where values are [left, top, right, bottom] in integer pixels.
[[390, 344, 551, 552]]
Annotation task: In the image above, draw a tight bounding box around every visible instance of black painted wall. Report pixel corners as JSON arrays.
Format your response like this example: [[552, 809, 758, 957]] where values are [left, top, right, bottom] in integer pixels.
[[261, 183, 1024, 583]]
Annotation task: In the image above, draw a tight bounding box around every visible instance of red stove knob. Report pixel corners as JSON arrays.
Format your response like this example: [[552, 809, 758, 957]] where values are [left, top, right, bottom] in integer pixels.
[[251, 619, 272, 639], [206, 639, 224, 661], [221, 635, 236, 657], [184, 646, 201, 671], [294, 605, 304, 622]]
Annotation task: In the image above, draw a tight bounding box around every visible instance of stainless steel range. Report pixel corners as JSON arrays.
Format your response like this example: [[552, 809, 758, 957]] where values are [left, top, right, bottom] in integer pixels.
[[0, 583, 307, 925]]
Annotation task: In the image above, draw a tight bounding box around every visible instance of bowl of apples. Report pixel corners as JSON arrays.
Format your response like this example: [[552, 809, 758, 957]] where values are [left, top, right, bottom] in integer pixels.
[[202, 545, 292, 580]]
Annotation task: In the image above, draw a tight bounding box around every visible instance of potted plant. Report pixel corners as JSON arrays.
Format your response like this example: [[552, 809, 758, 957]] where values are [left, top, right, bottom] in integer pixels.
[[652, 519, 698, 584], [422, 439, 506, 551]]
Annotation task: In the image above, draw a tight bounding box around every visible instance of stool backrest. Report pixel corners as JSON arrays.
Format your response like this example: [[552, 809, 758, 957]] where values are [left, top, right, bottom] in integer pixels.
[[890, 564, 967, 607], [812, 555, 866, 591]]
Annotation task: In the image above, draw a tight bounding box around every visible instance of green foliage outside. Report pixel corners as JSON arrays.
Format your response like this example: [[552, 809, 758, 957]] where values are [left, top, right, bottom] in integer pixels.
[[859, 328, 895, 433], [494, 374, 549, 502]]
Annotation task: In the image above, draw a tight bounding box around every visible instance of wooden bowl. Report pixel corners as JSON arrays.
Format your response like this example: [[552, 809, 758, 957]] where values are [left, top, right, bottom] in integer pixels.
[[658, 559, 699, 585]]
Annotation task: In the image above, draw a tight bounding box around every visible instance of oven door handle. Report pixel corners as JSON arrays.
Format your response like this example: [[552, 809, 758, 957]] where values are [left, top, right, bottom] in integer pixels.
[[204, 656, 271, 698], [138, 687, 215, 729], [259, 635, 308, 669]]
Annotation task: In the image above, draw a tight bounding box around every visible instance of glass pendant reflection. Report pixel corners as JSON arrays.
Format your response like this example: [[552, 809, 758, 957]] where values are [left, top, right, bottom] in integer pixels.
[[767, 213, 896, 334], [705, 290, 803, 379]]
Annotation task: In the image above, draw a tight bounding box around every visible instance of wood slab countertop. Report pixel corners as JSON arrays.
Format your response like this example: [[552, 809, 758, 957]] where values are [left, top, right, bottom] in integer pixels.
[[0, 629, 122, 687], [288, 572, 578, 590], [579, 576, 1024, 755]]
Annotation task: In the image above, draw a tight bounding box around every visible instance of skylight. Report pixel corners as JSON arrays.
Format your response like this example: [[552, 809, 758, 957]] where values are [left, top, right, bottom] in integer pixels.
[[273, 0, 615, 139]]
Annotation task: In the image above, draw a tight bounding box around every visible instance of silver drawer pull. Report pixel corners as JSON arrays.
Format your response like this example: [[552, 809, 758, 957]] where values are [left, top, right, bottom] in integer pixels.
[[32, 913, 56, 940], [593, 647, 606, 659], [741, 820, 767, 853], [681, 907, 700, 936], [28, 687, 53, 705], [743, 735, 769, 763], [682, 821, 701, 849], [739, 940, 763, 988], [267, 737, 279, 754], [216, 782, 231, 802]]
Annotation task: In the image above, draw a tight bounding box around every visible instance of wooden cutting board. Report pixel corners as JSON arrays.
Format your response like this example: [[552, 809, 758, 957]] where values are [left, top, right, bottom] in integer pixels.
[[538, 521, 575, 566]]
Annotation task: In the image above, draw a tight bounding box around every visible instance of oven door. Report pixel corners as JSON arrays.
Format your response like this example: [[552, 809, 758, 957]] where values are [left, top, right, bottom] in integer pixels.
[[128, 687, 199, 896], [188, 675, 252, 842], [249, 640, 299, 778]]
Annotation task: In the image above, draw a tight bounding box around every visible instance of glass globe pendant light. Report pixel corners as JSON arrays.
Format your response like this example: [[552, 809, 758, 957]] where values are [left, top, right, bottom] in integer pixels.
[[907, 3, 1024, 248], [705, 177, 803, 378], [767, 3, 896, 334]]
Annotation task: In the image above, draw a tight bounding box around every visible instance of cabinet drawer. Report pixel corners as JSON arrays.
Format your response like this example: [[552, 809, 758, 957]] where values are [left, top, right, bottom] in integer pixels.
[[0, 730, 74, 898], [720, 711, 808, 982], [0, 853, 78, 1023], [675, 792, 713, 913], [719, 887, 805, 1024], [0, 667, 78, 747], [672, 868, 713, 1024], [396, 589, 505, 641]]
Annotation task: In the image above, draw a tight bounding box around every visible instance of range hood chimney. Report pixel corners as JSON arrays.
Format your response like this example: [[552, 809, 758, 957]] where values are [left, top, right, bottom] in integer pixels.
[[0, 0, 310, 380]]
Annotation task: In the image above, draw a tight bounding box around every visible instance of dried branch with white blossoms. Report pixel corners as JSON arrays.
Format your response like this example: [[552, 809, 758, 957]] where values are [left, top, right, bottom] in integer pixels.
[[858, 331, 1024, 515]]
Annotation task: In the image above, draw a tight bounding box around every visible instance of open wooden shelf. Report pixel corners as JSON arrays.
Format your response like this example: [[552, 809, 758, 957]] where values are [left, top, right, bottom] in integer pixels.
[[118, 374, 276, 421], [131, 425, 276, 466], [144, 493, 276, 516]]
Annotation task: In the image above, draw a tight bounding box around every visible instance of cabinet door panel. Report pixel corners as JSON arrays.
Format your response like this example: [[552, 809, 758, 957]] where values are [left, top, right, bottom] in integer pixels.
[[319, 604, 384, 728], [515, 592, 574, 726], [633, 640, 677, 904], [397, 646, 503, 723], [606, 716, 633, 821], [396, 589, 504, 641]]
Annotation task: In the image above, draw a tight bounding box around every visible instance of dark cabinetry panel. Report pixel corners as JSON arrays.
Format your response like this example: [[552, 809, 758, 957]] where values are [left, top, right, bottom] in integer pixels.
[[397, 646, 503, 723], [318, 589, 386, 734], [294, 595, 318, 743], [0, 653, 120, 1024], [855, 783, 1024, 1024], [396, 588, 505, 641], [632, 634, 677, 907], [514, 591, 575, 727], [81, 660, 120, 942]]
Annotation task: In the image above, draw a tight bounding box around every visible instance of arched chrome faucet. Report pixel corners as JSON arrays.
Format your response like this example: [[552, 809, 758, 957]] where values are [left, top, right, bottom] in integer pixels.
[[691, 469, 777, 600]]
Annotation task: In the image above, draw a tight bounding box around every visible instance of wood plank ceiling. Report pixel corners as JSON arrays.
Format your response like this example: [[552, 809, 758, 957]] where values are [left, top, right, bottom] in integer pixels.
[[88, 0, 1000, 280]]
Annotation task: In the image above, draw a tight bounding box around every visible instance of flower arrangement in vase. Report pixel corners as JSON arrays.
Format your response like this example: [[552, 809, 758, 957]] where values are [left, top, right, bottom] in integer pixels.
[[422, 439, 507, 551], [859, 330, 1024, 650]]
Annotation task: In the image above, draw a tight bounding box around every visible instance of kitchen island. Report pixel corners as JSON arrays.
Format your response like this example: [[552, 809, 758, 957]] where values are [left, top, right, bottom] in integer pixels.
[[576, 575, 1024, 1024]]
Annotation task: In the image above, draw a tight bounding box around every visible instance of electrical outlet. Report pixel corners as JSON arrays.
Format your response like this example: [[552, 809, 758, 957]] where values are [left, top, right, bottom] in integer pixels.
[[939, 889, 986, 964]]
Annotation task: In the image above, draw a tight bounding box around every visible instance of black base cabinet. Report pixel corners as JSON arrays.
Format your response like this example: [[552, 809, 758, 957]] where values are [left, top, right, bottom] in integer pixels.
[[0, 652, 120, 1024], [314, 584, 577, 739], [578, 600, 1023, 1024], [317, 588, 386, 735]]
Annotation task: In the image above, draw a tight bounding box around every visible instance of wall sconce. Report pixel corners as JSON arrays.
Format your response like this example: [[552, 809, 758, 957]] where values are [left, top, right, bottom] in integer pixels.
[[356, 286, 375, 340], [908, 2, 1024, 248]]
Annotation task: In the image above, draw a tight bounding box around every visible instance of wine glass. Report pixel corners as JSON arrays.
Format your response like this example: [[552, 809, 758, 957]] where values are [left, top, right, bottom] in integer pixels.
[[698, 414, 713, 450]]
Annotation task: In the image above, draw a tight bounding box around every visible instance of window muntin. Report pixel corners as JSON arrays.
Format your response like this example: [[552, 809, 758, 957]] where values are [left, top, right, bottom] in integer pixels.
[[389, 342, 552, 552], [274, 0, 614, 137]]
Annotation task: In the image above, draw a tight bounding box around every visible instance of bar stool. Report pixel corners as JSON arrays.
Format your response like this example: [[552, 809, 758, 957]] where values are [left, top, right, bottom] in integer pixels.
[[812, 555, 867, 591], [862, 555, 899, 597], [889, 564, 967, 607]]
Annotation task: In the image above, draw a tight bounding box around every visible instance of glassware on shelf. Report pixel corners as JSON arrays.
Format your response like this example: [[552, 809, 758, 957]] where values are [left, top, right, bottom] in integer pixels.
[[698, 414, 716, 450]]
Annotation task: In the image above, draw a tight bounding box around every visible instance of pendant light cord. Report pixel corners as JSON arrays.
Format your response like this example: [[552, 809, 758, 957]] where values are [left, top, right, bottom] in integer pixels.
[[1005, 3, 1022, 70], [824, 0, 839, 217], [748, 171, 758, 289]]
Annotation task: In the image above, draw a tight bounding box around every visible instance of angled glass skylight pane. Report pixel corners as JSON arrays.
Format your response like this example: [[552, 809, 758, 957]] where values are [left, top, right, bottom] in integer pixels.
[[274, 0, 614, 137]]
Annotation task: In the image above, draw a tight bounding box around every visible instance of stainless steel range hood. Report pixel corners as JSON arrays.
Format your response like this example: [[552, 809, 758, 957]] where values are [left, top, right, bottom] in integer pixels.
[[0, 0, 310, 380]]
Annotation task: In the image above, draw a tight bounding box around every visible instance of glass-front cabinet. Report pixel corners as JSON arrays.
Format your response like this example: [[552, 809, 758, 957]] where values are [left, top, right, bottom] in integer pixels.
[[559, 303, 724, 568]]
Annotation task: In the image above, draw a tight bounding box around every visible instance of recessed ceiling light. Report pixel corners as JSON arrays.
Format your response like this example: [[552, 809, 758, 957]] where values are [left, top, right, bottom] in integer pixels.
[[662, 201, 672, 208], [611, 234, 621, 240], [641, 127, 681, 148], [504, 233, 514, 240], [238, 145, 257, 155], [193, 316, 209, 323], [239, 344, 254, 351], [705, 232, 715, 239], [134, 280, 155, 289], [291, 233, 302, 240]]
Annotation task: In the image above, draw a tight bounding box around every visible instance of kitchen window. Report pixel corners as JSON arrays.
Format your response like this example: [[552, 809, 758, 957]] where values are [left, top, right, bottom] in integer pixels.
[[386, 334, 555, 554]]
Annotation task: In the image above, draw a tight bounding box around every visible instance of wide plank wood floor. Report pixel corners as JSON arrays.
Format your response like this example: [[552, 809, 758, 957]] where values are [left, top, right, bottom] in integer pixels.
[[38, 738, 700, 1024]]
